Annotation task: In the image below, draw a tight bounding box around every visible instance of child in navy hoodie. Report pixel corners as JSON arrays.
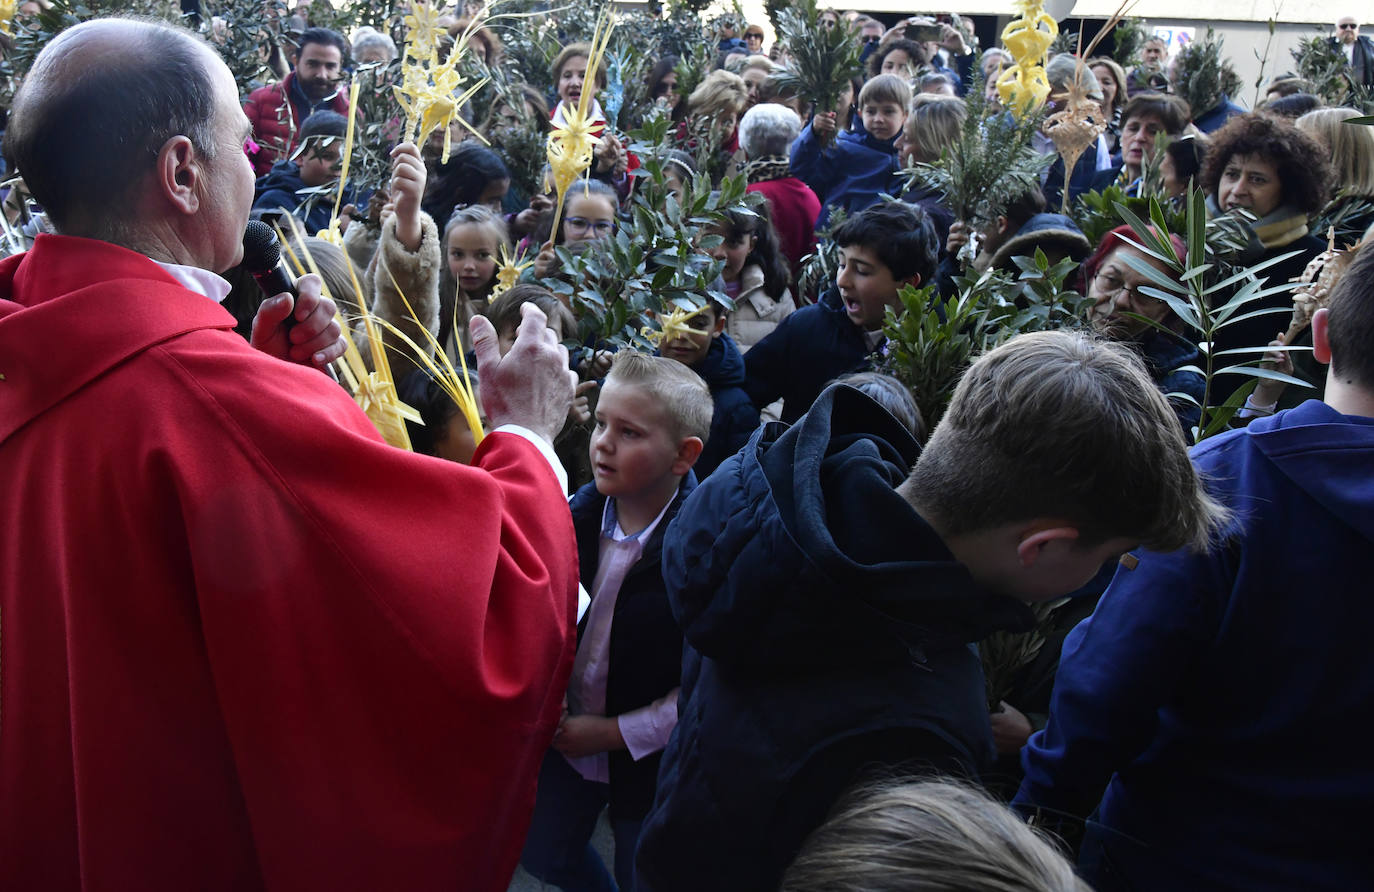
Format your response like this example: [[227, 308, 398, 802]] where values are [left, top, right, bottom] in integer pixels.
[[790, 73, 909, 229], [520, 352, 713, 892], [657, 297, 759, 478]]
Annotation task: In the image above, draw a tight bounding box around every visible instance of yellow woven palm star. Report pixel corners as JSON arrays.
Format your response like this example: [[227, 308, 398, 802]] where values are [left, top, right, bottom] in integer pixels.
[[492, 244, 533, 297], [394, 9, 490, 163], [0, 0, 16, 36], [545, 9, 616, 243], [402, 4, 447, 64], [641, 305, 708, 347]]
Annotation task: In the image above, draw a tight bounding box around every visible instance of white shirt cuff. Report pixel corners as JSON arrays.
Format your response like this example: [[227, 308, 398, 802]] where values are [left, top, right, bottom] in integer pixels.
[[492, 423, 568, 494]]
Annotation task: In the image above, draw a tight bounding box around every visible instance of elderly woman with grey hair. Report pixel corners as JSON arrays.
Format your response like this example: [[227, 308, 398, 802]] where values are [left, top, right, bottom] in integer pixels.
[[739, 102, 822, 287], [351, 27, 397, 65]]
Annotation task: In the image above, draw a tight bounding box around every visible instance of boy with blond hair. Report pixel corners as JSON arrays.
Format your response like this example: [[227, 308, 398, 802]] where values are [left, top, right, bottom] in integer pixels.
[[521, 352, 713, 892], [635, 330, 1229, 892], [790, 73, 911, 228]]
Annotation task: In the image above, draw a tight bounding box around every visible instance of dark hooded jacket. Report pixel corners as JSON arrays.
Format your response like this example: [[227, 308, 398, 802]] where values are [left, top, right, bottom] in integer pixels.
[[744, 289, 876, 424], [789, 124, 902, 229], [1017, 399, 1374, 891], [635, 385, 1033, 892], [688, 333, 759, 478], [253, 160, 356, 236]]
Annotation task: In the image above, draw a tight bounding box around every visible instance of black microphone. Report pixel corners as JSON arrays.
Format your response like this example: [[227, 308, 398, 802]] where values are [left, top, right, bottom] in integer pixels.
[[241, 221, 341, 382], [241, 220, 298, 306]]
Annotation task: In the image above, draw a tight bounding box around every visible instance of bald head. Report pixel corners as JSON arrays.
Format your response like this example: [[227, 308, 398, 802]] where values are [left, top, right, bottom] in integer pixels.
[[5, 18, 220, 238]]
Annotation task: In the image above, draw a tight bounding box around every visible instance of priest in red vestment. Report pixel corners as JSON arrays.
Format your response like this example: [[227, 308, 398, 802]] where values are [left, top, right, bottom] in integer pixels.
[[0, 18, 580, 892]]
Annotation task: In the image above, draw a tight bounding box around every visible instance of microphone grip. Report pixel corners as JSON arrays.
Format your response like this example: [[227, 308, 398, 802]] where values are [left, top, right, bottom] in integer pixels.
[[251, 262, 299, 305], [251, 260, 341, 384]]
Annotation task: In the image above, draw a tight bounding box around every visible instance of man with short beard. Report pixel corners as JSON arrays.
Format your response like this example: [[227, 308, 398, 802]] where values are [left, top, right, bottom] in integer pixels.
[[244, 25, 351, 175]]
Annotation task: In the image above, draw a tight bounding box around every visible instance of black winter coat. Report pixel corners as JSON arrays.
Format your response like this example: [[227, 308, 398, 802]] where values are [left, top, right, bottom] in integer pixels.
[[635, 385, 1033, 892], [743, 289, 875, 424]]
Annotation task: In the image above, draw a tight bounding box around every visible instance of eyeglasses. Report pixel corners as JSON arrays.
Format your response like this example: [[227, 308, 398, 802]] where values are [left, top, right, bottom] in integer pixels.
[[1094, 271, 1156, 306], [1339, 22, 1359, 29], [566, 217, 614, 236]]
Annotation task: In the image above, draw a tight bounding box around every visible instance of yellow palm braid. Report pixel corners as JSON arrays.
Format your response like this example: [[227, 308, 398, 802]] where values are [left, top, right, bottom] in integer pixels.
[[372, 267, 485, 446], [997, 0, 1057, 114], [277, 215, 420, 451], [317, 78, 364, 246], [394, 11, 491, 163], [545, 8, 617, 245]]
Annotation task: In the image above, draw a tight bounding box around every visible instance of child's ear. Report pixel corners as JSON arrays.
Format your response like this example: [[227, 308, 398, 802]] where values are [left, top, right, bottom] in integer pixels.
[[1015, 524, 1081, 569], [673, 437, 705, 475], [711, 312, 727, 338], [902, 273, 922, 290], [1312, 307, 1331, 365]]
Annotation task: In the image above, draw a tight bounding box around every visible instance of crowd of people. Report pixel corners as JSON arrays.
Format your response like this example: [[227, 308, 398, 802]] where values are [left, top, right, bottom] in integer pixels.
[[1, 3, 1372, 891]]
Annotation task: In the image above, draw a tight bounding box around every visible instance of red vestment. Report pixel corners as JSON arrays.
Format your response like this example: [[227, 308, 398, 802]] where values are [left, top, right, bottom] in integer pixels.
[[0, 235, 578, 891]]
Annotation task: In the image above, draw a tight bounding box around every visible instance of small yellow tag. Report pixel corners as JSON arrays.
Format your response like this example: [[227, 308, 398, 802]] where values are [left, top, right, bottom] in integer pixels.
[[1119, 553, 1139, 571]]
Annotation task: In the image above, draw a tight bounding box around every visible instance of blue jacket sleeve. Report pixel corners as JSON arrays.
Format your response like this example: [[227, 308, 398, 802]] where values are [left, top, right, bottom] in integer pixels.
[[789, 123, 838, 203], [1013, 546, 1225, 818]]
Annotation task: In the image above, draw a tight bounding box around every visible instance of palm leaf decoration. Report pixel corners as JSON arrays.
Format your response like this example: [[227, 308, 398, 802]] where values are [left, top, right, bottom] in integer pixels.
[[769, 0, 863, 144], [904, 70, 1051, 265]]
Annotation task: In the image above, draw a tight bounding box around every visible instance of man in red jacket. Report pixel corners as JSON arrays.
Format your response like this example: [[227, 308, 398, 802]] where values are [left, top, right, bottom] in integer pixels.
[[244, 26, 351, 175], [0, 17, 579, 892]]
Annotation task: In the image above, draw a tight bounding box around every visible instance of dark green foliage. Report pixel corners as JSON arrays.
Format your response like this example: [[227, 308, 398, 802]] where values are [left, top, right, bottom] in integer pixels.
[[540, 114, 760, 353], [1111, 190, 1311, 441], [344, 60, 404, 200], [796, 207, 846, 305], [1173, 27, 1242, 116], [770, 0, 863, 123], [671, 38, 713, 109], [1110, 16, 1148, 69], [1050, 27, 1080, 59], [904, 70, 1050, 265], [1291, 33, 1374, 112], [203, 0, 290, 95], [880, 249, 1090, 429], [0, 0, 183, 108]]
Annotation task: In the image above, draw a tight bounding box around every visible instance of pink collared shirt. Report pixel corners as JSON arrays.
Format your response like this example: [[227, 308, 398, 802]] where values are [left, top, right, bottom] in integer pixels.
[[564, 496, 681, 783]]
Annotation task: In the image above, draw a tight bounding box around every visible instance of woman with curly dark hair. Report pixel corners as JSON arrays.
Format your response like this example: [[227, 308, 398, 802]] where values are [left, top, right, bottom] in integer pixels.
[[869, 38, 925, 81], [1201, 112, 1331, 402]]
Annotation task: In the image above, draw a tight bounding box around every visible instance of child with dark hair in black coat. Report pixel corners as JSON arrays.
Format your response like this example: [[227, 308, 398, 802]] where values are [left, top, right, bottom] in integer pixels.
[[744, 201, 939, 423]]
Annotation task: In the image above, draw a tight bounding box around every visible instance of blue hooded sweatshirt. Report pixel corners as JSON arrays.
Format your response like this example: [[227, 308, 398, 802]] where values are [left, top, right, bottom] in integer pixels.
[[789, 124, 901, 229], [1016, 399, 1374, 891], [636, 384, 1033, 892]]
